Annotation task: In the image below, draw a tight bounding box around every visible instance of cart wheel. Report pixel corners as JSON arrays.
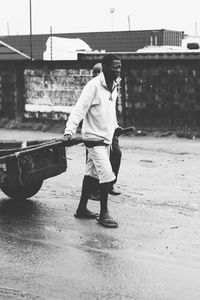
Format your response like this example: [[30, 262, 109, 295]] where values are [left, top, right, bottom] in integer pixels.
[[0, 180, 43, 199]]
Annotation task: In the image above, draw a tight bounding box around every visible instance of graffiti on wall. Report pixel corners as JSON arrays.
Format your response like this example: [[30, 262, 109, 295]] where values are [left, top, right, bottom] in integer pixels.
[[24, 68, 92, 119]]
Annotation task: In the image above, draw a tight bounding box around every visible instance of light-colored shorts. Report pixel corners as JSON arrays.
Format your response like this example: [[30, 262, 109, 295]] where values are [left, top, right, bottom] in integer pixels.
[[85, 145, 116, 184]]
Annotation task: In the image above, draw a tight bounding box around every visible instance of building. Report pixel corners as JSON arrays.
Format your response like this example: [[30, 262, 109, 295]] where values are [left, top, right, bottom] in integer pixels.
[[0, 29, 184, 60], [1, 28, 199, 129], [0, 39, 30, 60]]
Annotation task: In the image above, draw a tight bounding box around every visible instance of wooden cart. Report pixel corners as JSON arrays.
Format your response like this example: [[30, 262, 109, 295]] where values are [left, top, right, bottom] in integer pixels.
[[0, 137, 103, 199]]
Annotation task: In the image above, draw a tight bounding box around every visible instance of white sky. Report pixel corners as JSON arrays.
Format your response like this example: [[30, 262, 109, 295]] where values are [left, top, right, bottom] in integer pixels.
[[0, 0, 200, 36]]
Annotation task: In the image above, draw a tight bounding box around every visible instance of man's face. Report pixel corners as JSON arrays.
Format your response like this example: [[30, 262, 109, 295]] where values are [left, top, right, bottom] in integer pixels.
[[104, 59, 121, 80]]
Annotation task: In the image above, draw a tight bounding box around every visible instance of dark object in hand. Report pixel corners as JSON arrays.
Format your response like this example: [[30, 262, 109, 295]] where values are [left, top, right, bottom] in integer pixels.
[[114, 126, 136, 137]]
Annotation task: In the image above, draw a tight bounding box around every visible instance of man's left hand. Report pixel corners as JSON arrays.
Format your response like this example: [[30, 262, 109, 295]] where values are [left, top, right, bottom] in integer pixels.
[[114, 127, 123, 137]]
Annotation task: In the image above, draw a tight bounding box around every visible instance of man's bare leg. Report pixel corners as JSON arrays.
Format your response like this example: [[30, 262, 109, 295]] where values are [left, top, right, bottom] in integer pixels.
[[75, 176, 99, 219], [98, 182, 118, 227]]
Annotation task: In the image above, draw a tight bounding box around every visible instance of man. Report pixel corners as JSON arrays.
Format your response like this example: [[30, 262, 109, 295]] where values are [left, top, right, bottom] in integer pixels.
[[64, 54, 122, 228], [89, 62, 122, 201], [92, 62, 102, 77]]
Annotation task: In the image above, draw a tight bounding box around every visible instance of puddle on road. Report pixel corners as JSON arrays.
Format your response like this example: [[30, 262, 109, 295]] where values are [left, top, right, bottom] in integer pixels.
[[81, 232, 121, 251]]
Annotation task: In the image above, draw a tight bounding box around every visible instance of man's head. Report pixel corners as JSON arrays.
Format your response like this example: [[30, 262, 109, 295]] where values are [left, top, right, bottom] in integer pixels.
[[92, 63, 102, 77], [102, 54, 121, 81]]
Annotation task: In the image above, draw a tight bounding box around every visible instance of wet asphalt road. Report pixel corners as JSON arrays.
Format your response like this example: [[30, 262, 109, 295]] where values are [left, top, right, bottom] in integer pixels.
[[1, 129, 200, 299], [0, 191, 156, 300], [1, 183, 200, 300]]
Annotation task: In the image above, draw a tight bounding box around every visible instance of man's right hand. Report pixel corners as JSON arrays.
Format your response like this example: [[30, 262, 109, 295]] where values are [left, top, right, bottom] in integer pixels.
[[63, 134, 72, 141]]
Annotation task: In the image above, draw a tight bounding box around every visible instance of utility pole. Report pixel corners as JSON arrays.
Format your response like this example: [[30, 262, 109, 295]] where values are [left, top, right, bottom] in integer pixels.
[[128, 15, 131, 31], [29, 0, 33, 60], [7, 22, 10, 36], [50, 26, 53, 60], [195, 22, 198, 36], [110, 8, 114, 31]]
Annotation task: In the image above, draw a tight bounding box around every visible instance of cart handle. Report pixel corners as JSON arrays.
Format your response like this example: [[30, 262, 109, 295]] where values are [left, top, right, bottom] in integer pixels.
[[0, 138, 105, 161], [61, 137, 105, 147]]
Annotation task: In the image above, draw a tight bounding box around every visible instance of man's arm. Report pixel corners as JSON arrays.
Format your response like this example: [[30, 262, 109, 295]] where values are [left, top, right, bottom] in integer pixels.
[[64, 81, 95, 137]]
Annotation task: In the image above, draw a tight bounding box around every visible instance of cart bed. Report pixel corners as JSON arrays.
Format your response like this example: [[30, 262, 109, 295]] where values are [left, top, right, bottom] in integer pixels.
[[0, 140, 67, 188]]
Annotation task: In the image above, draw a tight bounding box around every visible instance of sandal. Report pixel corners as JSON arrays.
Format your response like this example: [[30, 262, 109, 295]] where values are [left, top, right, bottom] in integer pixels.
[[96, 216, 119, 228], [74, 209, 99, 219]]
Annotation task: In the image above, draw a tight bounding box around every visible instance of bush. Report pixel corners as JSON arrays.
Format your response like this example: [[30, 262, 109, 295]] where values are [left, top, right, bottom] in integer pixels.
[[0, 118, 9, 128], [5, 120, 20, 129], [32, 123, 43, 131]]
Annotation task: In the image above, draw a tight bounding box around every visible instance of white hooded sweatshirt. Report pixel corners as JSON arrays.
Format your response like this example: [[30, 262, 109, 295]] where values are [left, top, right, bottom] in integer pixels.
[[64, 72, 120, 144]]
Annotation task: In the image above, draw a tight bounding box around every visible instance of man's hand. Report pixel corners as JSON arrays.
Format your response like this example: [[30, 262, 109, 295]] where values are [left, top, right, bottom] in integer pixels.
[[114, 126, 136, 136], [63, 134, 72, 141], [114, 127, 123, 137]]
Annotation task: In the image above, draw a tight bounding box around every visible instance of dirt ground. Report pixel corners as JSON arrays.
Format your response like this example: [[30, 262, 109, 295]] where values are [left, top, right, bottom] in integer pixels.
[[1, 128, 200, 299]]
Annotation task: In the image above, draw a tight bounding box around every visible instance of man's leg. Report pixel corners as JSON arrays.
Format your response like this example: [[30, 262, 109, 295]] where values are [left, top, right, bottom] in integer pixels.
[[99, 182, 110, 215], [86, 145, 118, 227], [99, 181, 118, 227], [86, 147, 100, 201], [75, 175, 99, 218], [88, 178, 100, 201]]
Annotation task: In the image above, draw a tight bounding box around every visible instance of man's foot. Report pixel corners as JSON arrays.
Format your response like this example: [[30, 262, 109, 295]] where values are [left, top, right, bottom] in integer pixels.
[[88, 192, 100, 201], [97, 212, 118, 228], [74, 208, 99, 219], [109, 187, 121, 196]]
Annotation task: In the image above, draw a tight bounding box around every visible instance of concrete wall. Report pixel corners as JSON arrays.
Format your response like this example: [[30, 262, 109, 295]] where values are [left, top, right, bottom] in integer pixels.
[[123, 60, 200, 128], [22, 61, 124, 125], [0, 68, 17, 119], [24, 67, 92, 120], [1, 58, 200, 129]]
